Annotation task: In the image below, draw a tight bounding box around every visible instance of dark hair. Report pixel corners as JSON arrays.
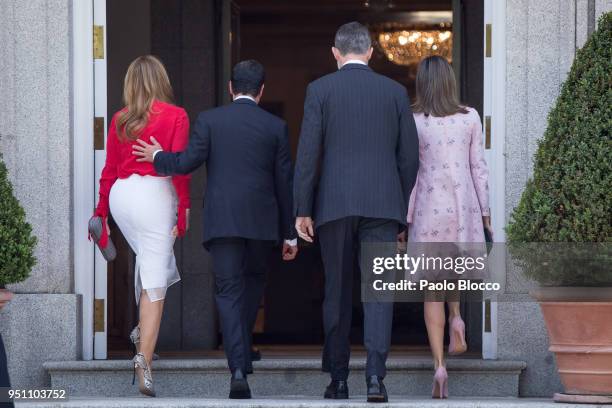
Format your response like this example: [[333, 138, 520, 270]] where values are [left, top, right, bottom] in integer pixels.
[[231, 60, 265, 97], [334, 22, 372, 55], [412, 56, 469, 117]]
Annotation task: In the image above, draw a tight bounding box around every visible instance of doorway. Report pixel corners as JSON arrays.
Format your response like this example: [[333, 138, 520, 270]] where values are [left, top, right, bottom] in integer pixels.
[[102, 0, 485, 356], [236, 0, 484, 352], [105, 0, 221, 356]]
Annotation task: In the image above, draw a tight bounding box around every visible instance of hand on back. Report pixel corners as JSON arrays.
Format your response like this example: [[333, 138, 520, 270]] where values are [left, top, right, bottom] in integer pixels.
[[132, 136, 163, 163]]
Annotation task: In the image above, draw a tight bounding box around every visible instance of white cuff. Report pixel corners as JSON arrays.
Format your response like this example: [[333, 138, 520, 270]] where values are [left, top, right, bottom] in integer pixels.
[[285, 239, 297, 246], [152, 149, 163, 160]]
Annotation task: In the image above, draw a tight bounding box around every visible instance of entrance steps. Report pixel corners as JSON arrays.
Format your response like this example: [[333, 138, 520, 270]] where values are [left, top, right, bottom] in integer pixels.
[[44, 357, 526, 399], [16, 397, 598, 408]]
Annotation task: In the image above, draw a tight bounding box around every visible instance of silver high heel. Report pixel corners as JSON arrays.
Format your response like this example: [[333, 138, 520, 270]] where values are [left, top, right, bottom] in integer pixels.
[[130, 326, 159, 360], [132, 352, 156, 397]]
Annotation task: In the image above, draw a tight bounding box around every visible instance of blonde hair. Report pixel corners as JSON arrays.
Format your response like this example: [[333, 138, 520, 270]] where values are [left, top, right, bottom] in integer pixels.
[[116, 55, 174, 141], [412, 56, 468, 117]]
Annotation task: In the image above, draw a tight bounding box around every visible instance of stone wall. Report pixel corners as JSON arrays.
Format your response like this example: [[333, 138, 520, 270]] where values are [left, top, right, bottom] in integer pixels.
[[0, 295, 80, 388], [502, 0, 611, 397], [0, 0, 79, 390], [0, 0, 73, 294]]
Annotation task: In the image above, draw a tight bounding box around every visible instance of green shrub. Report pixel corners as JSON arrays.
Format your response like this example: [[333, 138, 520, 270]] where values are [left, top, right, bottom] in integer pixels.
[[0, 154, 37, 286], [506, 12, 612, 286]]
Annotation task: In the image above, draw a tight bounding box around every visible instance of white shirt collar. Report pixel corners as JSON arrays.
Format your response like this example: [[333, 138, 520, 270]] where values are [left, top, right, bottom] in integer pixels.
[[234, 95, 257, 102], [341, 59, 368, 67]]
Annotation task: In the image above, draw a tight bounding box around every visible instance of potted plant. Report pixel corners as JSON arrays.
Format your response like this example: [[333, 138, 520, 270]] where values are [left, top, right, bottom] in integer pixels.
[[507, 12, 612, 404], [0, 154, 37, 289]]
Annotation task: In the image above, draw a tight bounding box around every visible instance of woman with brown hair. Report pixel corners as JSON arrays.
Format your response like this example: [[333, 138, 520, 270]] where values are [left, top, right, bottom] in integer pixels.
[[92, 55, 190, 396], [407, 56, 492, 398]]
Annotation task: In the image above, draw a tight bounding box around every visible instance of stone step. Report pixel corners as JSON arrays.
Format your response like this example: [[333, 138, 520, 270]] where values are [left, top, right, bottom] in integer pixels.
[[44, 358, 526, 399], [15, 397, 600, 408]]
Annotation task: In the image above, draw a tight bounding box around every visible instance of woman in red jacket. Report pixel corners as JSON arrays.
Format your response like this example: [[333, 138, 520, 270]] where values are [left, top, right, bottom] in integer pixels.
[[94, 55, 190, 397]]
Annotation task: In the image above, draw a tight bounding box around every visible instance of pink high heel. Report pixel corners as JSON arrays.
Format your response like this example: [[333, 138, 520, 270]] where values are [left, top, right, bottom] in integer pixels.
[[448, 316, 467, 355], [432, 366, 449, 399]]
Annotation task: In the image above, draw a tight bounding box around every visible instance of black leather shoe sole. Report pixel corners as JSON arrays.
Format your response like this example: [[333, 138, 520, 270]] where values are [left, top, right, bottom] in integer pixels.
[[324, 390, 349, 399], [229, 380, 252, 399], [251, 349, 262, 361], [367, 394, 388, 403]]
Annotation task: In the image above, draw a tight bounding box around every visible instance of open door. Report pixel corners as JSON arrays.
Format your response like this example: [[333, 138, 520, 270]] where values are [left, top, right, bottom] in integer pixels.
[[100, 0, 224, 356], [93, 0, 109, 360], [452, 0, 506, 359], [481, 0, 507, 359], [451, 0, 486, 354]]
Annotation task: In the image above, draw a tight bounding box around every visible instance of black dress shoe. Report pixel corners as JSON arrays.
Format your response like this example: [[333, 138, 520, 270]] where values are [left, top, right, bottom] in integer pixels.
[[229, 369, 251, 399], [324, 379, 349, 399], [251, 347, 262, 362], [366, 375, 388, 403]]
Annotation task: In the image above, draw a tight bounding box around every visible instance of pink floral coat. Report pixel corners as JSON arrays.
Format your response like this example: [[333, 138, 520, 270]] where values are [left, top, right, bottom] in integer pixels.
[[407, 107, 490, 243]]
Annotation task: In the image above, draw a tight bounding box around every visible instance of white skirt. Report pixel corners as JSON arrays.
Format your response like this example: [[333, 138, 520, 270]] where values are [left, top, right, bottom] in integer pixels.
[[109, 174, 180, 304]]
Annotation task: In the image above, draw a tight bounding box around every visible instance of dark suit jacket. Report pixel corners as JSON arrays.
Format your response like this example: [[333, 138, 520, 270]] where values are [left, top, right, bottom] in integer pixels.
[[293, 63, 419, 227], [154, 99, 296, 243]]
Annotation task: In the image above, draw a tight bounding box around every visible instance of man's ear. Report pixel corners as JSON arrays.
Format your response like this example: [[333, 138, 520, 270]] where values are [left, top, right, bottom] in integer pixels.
[[228, 81, 234, 98], [366, 47, 374, 61], [332, 47, 342, 61], [256, 84, 265, 102]]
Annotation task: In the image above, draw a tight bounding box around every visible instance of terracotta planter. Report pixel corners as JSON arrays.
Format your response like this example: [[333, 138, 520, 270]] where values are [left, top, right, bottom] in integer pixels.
[[532, 287, 612, 403]]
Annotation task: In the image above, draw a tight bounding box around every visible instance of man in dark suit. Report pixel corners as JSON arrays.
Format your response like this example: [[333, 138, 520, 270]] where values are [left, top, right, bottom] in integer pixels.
[[133, 60, 298, 399], [293, 22, 419, 403]]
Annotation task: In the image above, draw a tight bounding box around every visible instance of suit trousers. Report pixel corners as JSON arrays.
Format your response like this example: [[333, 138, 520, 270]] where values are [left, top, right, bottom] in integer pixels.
[[209, 238, 274, 374], [318, 217, 398, 380], [0, 334, 13, 408]]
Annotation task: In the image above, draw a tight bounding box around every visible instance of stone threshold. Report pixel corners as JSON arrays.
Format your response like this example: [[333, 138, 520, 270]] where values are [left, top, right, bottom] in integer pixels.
[[44, 358, 527, 399], [44, 357, 526, 372], [15, 396, 600, 408]]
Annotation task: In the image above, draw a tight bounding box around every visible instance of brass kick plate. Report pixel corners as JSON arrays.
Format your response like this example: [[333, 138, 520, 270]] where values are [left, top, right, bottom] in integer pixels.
[[93, 25, 104, 59], [94, 298, 105, 333], [94, 117, 105, 150], [484, 299, 492, 332], [485, 24, 492, 58], [485, 116, 491, 149]]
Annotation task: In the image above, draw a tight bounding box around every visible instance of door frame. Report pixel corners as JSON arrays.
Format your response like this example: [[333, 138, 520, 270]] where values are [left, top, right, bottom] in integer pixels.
[[481, 0, 506, 359], [73, 0, 95, 361], [92, 0, 109, 360], [72, 0, 108, 360], [73, 0, 507, 360]]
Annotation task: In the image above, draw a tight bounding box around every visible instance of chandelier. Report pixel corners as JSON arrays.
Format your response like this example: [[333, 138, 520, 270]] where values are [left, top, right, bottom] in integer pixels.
[[364, 0, 395, 11], [373, 23, 453, 66]]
